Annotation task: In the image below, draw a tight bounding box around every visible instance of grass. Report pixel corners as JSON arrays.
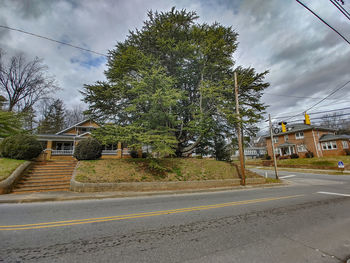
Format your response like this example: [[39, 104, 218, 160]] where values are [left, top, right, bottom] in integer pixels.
[[0, 158, 26, 181], [75, 158, 261, 183], [245, 156, 350, 169]]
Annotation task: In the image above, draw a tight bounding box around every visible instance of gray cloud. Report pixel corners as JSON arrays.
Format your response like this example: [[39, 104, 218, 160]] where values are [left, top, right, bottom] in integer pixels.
[[0, 0, 349, 122]]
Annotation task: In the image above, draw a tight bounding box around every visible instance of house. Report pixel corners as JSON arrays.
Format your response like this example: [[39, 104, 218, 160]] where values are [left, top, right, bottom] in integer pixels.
[[37, 119, 134, 160], [265, 123, 350, 158], [243, 147, 267, 159]]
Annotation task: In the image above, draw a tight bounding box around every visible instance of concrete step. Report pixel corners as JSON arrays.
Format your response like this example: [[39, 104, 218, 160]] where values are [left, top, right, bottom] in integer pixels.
[[12, 186, 70, 193], [22, 175, 72, 180], [17, 179, 71, 185], [14, 184, 70, 191], [30, 165, 75, 171], [28, 170, 75, 174]]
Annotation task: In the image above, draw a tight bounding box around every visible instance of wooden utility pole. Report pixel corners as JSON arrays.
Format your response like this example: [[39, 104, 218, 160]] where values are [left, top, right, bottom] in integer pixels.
[[269, 114, 279, 180], [234, 72, 245, 186]]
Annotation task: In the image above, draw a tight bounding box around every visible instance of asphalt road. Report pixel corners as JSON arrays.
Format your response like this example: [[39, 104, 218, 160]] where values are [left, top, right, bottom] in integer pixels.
[[1, 170, 350, 263]]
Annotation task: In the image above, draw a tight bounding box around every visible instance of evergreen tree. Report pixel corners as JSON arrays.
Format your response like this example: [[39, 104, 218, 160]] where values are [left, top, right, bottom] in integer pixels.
[[83, 8, 269, 156], [37, 99, 65, 134]]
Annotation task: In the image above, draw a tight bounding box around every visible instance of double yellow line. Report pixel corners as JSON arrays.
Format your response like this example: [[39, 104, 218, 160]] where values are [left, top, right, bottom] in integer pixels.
[[0, 194, 303, 231]]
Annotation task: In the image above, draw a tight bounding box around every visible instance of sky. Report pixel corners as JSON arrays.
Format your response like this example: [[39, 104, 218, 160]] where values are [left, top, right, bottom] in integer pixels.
[[0, 0, 350, 131]]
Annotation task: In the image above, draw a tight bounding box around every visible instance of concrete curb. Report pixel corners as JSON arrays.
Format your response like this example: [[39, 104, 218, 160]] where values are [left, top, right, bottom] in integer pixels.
[[0, 182, 286, 204], [0, 161, 31, 194], [70, 162, 266, 192]]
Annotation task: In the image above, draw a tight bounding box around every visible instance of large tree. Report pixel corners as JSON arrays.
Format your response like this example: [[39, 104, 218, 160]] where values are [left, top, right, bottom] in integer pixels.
[[82, 8, 269, 156], [37, 99, 65, 134], [0, 49, 57, 112]]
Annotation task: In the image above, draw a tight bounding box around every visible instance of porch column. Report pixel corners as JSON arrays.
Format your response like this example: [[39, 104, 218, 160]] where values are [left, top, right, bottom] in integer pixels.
[[46, 140, 53, 160], [117, 142, 122, 159]]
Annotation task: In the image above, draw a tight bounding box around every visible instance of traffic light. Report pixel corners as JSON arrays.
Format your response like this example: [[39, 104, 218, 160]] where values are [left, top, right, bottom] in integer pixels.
[[304, 112, 311, 125], [278, 121, 287, 132]]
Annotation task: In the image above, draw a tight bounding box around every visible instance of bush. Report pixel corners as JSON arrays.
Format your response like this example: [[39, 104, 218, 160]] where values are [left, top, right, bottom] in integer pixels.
[[345, 149, 350, 156], [290, 153, 299, 159], [305, 151, 314, 158], [73, 138, 102, 160], [130, 150, 138, 158], [264, 154, 271, 160], [0, 134, 42, 160]]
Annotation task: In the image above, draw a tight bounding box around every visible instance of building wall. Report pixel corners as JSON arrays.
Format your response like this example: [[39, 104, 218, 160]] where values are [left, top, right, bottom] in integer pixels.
[[321, 140, 350, 157], [266, 129, 334, 158]]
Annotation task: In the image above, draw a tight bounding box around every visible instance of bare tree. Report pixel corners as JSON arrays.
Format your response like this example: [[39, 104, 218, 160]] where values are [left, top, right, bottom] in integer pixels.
[[321, 112, 345, 129], [65, 104, 86, 128], [0, 49, 58, 112]]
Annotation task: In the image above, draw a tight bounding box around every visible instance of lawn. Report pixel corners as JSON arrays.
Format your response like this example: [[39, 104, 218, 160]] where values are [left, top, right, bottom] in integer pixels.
[[75, 158, 261, 183], [245, 156, 350, 169], [0, 158, 26, 181]]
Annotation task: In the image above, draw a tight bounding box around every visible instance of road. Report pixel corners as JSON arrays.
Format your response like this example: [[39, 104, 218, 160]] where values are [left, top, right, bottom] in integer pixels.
[[1, 169, 350, 263]]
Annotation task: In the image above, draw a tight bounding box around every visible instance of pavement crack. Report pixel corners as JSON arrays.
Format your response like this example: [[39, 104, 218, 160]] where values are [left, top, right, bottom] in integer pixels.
[[283, 235, 342, 262]]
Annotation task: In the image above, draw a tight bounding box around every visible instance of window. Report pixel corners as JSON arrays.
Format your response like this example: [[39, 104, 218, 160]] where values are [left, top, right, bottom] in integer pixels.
[[274, 148, 280, 154], [321, 141, 337, 150], [342, 141, 349, 149], [284, 135, 289, 141], [297, 144, 307, 152], [273, 137, 278, 143], [295, 132, 304, 139]]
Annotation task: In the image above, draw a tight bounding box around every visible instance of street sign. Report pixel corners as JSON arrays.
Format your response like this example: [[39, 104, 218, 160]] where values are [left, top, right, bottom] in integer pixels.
[[338, 161, 345, 169]]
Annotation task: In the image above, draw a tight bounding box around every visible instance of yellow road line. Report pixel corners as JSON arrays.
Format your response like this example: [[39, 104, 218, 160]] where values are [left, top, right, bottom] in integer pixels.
[[0, 194, 303, 231]]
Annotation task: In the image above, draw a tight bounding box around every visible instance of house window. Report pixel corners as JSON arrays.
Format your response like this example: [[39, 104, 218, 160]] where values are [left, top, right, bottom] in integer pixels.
[[284, 135, 289, 141], [295, 132, 304, 140], [273, 137, 278, 143], [274, 148, 280, 154], [342, 141, 349, 149], [297, 144, 307, 152], [321, 141, 337, 150]]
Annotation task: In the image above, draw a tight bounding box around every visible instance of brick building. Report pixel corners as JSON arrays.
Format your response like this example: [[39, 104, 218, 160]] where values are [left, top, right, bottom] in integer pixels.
[[265, 123, 350, 158]]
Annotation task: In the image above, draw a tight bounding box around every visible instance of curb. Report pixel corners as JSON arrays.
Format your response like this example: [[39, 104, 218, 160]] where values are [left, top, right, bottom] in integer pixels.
[[0, 182, 287, 204], [0, 161, 31, 194]]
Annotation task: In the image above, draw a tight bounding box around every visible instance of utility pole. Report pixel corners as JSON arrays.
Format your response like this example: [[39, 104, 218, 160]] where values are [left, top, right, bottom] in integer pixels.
[[234, 72, 245, 186], [269, 114, 279, 180]]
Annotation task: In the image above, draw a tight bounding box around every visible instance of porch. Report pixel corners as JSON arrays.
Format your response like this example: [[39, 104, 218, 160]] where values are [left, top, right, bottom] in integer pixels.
[[277, 142, 296, 157]]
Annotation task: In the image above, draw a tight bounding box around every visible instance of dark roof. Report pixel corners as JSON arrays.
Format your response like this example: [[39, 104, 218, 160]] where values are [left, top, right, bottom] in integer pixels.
[[36, 134, 80, 141], [264, 123, 336, 138], [319, 134, 350, 142]]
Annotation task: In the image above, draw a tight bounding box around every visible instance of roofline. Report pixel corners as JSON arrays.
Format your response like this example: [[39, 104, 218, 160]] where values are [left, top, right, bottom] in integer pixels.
[[56, 119, 95, 135], [264, 126, 336, 138]]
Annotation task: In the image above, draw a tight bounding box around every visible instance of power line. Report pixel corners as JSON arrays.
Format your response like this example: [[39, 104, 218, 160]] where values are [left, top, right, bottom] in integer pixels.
[[272, 106, 350, 120], [0, 25, 108, 57], [285, 79, 350, 121], [296, 0, 350, 45], [329, 0, 350, 20], [264, 92, 349, 101]]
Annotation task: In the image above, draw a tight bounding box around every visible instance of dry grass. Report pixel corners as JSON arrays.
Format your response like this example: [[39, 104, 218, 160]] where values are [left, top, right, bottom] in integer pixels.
[[0, 158, 26, 181], [75, 158, 261, 183]]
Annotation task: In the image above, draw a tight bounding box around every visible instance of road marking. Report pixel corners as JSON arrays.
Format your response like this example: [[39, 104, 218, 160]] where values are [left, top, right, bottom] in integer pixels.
[[317, 191, 350, 197], [279, 175, 296, 179], [0, 194, 303, 231]]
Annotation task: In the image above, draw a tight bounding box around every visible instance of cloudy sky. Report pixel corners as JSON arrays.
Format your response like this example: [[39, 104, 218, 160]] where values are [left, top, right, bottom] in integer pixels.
[[1, 0, 350, 130]]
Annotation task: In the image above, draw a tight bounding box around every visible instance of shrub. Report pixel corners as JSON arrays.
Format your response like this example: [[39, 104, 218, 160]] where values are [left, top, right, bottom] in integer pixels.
[[0, 134, 42, 160], [264, 154, 271, 160], [73, 138, 102, 160], [290, 153, 299, 159], [130, 150, 138, 158], [142, 152, 150, 158], [305, 151, 314, 158], [345, 149, 350, 156]]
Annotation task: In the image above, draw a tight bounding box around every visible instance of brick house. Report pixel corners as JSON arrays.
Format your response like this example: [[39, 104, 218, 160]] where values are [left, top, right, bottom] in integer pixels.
[[265, 123, 350, 158]]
